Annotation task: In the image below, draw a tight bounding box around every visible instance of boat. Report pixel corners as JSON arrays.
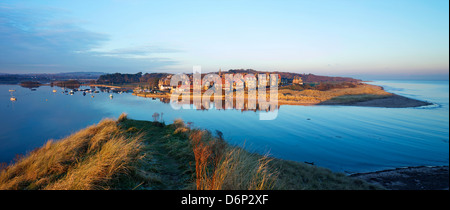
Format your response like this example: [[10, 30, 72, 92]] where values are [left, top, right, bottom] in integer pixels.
[[9, 89, 15, 92], [94, 90, 99, 93], [53, 89, 57, 93], [10, 97, 17, 101], [83, 92, 86, 96], [69, 90, 74, 95], [91, 95, 94, 98], [110, 94, 114, 99]]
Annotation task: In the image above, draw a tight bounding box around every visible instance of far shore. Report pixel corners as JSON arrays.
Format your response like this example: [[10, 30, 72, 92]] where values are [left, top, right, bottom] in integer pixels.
[[131, 84, 433, 108], [9, 82, 433, 108], [318, 94, 433, 108]]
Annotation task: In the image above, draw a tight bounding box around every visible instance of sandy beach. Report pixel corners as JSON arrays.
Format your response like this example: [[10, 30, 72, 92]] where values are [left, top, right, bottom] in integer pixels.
[[318, 94, 433, 108]]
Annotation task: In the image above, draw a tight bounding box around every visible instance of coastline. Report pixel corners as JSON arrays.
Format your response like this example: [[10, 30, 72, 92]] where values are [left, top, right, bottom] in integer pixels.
[[351, 166, 449, 190], [131, 84, 432, 108], [7, 81, 434, 108], [317, 94, 433, 108]]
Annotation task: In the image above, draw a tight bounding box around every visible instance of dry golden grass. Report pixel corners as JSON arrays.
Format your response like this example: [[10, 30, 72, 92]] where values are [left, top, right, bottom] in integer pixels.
[[188, 129, 277, 190], [0, 116, 143, 190], [278, 84, 392, 104]]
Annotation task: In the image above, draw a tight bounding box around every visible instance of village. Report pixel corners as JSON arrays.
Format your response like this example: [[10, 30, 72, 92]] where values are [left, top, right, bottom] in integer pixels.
[[133, 69, 304, 95]]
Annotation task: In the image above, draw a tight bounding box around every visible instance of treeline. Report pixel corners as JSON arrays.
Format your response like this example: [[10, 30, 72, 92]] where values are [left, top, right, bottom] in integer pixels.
[[51, 80, 82, 88], [19, 81, 42, 88], [95, 71, 362, 89], [96, 72, 170, 86], [225, 70, 361, 83], [276, 72, 361, 83], [0, 72, 103, 84], [280, 82, 359, 91], [97, 72, 143, 84]]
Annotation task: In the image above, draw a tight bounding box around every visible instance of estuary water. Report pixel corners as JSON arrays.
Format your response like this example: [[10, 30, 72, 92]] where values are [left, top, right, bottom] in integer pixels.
[[0, 80, 448, 173]]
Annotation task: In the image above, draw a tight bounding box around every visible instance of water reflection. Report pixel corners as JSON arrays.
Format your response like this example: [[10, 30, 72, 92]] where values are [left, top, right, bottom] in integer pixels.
[[165, 97, 280, 112]]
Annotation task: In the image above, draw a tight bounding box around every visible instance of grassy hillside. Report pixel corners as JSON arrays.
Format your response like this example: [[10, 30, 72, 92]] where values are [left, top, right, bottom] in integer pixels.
[[0, 114, 380, 190]]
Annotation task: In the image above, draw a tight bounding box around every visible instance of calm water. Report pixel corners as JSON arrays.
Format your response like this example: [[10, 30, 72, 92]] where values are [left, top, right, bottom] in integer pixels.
[[0, 80, 448, 173]]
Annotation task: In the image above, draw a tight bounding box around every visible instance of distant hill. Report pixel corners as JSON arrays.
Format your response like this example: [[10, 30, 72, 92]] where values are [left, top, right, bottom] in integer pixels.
[[96, 72, 171, 87], [0, 72, 105, 84], [1, 70, 361, 85], [218, 69, 361, 83]]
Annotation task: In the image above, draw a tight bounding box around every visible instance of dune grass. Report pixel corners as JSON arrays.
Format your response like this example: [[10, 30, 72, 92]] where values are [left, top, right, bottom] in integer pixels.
[[0, 114, 144, 190], [0, 114, 380, 190], [278, 83, 392, 104]]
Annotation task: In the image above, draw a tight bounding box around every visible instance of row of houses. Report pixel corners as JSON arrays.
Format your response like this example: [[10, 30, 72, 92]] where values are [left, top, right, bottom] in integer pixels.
[[156, 72, 303, 92]]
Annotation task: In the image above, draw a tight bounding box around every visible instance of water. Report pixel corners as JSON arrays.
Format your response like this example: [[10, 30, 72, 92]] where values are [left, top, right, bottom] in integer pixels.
[[0, 80, 448, 173]]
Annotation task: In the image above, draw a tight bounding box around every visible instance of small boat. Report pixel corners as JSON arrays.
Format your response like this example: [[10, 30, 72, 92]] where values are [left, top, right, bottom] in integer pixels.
[[10, 97, 17, 101], [83, 92, 86, 96], [69, 90, 74, 95], [9, 89, 15, 92], [91, 95, 95, 98], [110, 94, 113, 99], [53, 89, 57, 93], [94, 90, 99, 93]]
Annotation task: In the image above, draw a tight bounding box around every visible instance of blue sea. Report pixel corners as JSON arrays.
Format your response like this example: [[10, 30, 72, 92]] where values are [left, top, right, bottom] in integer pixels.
[[0, 80, 448, 173]]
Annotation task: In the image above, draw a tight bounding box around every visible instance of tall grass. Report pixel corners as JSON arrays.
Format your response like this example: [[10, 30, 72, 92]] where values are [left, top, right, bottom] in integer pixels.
[[0, 116, 143, 190], [188, 129, 277, 190]]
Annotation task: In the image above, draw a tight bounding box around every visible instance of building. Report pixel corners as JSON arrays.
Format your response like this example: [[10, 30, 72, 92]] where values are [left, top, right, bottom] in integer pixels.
[[293, 76, 303, 85]]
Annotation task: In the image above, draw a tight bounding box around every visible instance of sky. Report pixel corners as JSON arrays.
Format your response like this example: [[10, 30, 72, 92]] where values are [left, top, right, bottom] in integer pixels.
[[0, 0, 448, 79]]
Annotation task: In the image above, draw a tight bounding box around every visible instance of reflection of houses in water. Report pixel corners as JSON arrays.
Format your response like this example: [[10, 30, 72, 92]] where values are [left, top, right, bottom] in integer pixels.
[[164, 97, 279, 112]]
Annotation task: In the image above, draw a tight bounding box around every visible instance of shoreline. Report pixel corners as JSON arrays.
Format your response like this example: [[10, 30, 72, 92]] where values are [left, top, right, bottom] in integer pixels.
[[6, 82, 434, 108], [350, 166, 449, 190], [132, 92, 433, 108], [317, 93, 433, 108], [9, 82, 432, 109]]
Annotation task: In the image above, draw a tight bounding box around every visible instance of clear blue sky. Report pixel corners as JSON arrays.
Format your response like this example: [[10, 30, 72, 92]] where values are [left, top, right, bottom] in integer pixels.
[[0, 0, 448, 79]]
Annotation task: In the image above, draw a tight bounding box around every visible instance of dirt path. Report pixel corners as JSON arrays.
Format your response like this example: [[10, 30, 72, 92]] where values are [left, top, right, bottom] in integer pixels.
[[148, 138, 187, 190], [121, 120, 190, 190]]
